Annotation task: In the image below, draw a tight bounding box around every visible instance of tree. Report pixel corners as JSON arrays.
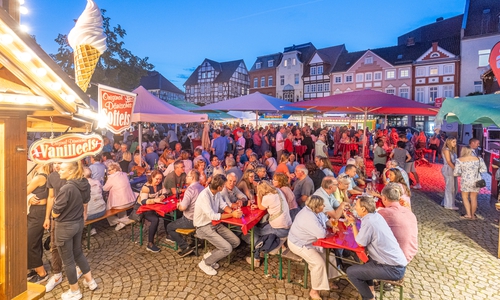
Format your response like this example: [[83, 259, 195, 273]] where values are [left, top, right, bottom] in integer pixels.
[[50, 9, 154, 99]]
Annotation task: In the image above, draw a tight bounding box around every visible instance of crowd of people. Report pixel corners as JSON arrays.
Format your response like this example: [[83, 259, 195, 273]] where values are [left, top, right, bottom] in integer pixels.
[[27, 121, 490, 300]]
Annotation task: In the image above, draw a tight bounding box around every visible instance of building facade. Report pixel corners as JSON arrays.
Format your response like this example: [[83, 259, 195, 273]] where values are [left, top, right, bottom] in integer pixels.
[[303, 44, 345, 100], [276, 43, 316, 102], [248, 53, 282, 97], [460, 0, 500, 96], [140, 71, 185, 101], [184, 58, 249, 104]]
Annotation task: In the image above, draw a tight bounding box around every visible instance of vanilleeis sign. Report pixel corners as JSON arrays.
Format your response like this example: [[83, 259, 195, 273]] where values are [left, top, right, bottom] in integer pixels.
[[98, 84, 137, 134], [29, 133, 104, 164]]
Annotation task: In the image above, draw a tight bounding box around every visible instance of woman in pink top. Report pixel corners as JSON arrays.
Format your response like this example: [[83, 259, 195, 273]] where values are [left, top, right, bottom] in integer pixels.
[[103, 162, 136, 230], [273, 172, 299, 221]]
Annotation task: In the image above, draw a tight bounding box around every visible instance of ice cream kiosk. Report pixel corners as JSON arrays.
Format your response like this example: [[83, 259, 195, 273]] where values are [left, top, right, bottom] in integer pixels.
[[0, 1, 104, 298]]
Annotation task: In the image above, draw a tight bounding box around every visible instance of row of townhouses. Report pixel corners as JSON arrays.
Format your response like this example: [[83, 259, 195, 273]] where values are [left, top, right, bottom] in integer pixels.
[[142, 0, 499, 107]]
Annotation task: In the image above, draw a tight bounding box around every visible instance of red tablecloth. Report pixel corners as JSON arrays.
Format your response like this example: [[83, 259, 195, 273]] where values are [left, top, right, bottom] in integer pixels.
[[294, 145, 307, 157], [340, 143, 358, 153], [313, 221, 368, 263], [212, 206, 267, 235], [136, 195, 179, 217]]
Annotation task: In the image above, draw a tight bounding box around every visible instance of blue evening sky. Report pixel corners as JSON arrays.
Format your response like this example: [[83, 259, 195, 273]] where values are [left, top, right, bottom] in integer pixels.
[[28, 0, 465, 90]]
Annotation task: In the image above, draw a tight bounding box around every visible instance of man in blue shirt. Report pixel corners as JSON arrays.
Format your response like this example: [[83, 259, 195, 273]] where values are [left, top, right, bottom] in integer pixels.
[[211, 129, 228, 161], [345, 195, 407, 300], [89, 154, 106, 185]]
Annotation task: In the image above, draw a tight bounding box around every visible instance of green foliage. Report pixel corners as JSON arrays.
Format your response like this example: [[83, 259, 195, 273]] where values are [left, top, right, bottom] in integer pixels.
[[466, 91, 483, 97], [50, 9, 154, 99]]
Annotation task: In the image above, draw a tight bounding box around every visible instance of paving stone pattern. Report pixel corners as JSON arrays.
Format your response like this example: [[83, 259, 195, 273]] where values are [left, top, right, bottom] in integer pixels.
[[42, 162, 500, 300]]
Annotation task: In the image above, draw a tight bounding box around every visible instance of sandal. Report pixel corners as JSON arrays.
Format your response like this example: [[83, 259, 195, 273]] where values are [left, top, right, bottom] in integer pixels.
[[460, 215, 472, 220]]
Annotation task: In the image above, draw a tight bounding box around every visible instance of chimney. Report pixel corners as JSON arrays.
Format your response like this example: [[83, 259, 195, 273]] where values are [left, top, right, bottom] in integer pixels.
[[1, 0, 20, 23], [406, 37, 415, 46], [436, 17, 444, 22]]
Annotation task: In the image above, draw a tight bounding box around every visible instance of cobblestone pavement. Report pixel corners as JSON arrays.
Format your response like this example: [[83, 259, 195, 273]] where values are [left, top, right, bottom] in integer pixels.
[[41, 162, 500, 300]]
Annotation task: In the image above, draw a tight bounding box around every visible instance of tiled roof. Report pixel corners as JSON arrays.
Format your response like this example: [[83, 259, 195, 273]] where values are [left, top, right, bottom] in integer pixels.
[[283, 42, 317, 64], [249, 53, 282, 72], [184, 65, 201, 86], [140, 71, 184, 95], [304, 44, 345, 76], [330, 50, 365, 73], [397, 15, 463, 45], [463, 0, 500, 37], [184, 58, 247, 86]]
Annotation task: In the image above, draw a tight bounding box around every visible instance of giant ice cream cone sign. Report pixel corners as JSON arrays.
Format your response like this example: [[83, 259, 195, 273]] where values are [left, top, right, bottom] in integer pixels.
[[490, 42, 500, 84], [68, 0, 107, 92]]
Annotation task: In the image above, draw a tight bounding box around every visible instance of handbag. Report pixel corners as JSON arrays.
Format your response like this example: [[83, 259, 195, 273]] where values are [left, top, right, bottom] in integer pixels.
[[475, 158, 486, 188]]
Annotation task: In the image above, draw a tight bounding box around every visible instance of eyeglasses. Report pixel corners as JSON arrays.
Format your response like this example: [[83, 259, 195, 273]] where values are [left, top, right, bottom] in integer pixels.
[[338, 174, 349, 179]]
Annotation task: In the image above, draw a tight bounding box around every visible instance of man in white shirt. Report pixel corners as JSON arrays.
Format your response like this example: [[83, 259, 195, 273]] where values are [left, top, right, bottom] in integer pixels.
[[194, 174, 243, 275], [276, 127, 285, 162], [220, 173, 248, 209]]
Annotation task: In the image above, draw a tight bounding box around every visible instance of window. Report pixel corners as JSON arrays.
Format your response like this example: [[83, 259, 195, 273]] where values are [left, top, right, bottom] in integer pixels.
[[429, 67, 438, 76], [261, 77, 265, 87], [474, 81, 483, 92], [253, 78, 258, 88], [345, 74, 353, 83], [400, 69, 409, 78], [324, 83, 330, 91], [430, 52, 440, 58], [292, 58, 296, 65], [365, 57, 373, 64], [416, 87, 425, 102], [207, 72, 212, 78], [399, 87, 409, 99], [386, 88, 395, 95], [429, 87, 438, 102], [255, 62, 261, 69], [305, 85, 310, 93], [280, 75, 285, 85], [443, 64, 454, 74], [317, 65, 323, 74], [190, 87, 194, 95], [310, 66, 317, 75], [356, 74, 364, 82], [294, 74, 299, 84], [268, 76, 273, 86], [365, 72, 372, 81], [284, 59, 288, 67], [201, 85, 205, 93], [268, 60, 273, 67], [416, 67, 425, 77], [386, 70, 395, 79], [334, 75, 342, 84], [317, 83, 323, 92], [311, 84, 316, 92], [478, 50, 491, 67], [443, 85, 454, 98], [202, 72, 207, 79], [374, 72, 382, 81]]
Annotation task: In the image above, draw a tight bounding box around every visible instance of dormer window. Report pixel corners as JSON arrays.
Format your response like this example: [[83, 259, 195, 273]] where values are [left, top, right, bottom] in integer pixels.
[[365, 57, 373, 64], [256, 62, 262, 69], [430, 52, 440, 58], [317, 65, 323, 74], [284, 59, 288, 67], [268, 60, 273, 67]]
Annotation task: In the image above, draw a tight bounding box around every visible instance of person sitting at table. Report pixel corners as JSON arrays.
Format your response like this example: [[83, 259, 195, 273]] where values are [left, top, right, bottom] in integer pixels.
[[313, 176, 349, 220], [286, 153, 299, 174], [220, 172, 248, 209], [163, 160, 187, 197], [244, 153, 260, 171], [354, 156, 366, 185], [138, 170, 168, 253], [206, 155, 224, 185], [194, 174, 243, 276], [275, 153, 294, 180], [333, 176, 351, 204], [145, 146, 159, 170], [194, 160, 208, 186], [119, 151, 132, 175], [338, 158, 355, 175], [315, 156, 335, 177], [288, 195, 340, 299], [193, 147, 207, 168], [345, 195, 407, 300], [225, 157, 243, 182], [254, 164, 271, 184], [83, 167, 106, 235], [103, 162, 136, 231], [292, 164, 315, 208], [238, 170, 256, 200], [273, 172, 299, 221], [379, 183, 418, 263], [305, 161, 325, 191], [382, 160, 410, 189], [342, 165, 363, 196], [246, 180, 292, 267], [172, 142, 183, 159], [263, 150, 278, 178], [180, 150, 193, 174], [166, 169, 205, 258]]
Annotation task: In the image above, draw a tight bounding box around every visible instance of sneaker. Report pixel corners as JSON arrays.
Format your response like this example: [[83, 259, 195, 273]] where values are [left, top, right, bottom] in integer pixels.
[[246, 256, 260, 267], [203, 252, 219, 270], [29, 273, 48, 284], [45, 274, 62, 292], [147, 244, 161, 253], [61, 289, 82, 300], [445, 206, 459, 210], [115, 223, 126, 231], [414, 183, 422, 189], [90, 228, 97, 236], [165, 236, 175, 243], [198, 260, 217, 276], [27, 269, 37, 280], [83, 278, 98, 291], [178, 247, 194, 258], [76, 266, 83, 279]]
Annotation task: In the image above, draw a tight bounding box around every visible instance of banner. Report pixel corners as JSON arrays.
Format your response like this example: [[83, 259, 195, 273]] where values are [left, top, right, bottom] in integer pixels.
[[29, 133, 103, 164], [489, 41, 500, 83], [434, 97, 444, 108], [98, 84, 137, 134]]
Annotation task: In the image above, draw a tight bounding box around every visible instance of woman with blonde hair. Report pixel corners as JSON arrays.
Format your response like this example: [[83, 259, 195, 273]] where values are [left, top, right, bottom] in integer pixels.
[[315, 156, 335, 177], [195, 159, 208, 186], [441, 137, 458, 210], [27, 163, 50, 283], [246, 180, 292, 267], [275, 153, 295, 180], [52, 161, 97, 298], [181, 150, 193, 173], [272, 172, 299, 220], [454, 146, 487, 219], [103, 162, 136, 231], [238, 169, 256, 200]]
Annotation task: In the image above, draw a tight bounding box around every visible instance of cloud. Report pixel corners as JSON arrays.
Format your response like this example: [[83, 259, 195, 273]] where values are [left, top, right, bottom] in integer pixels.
[[183, 67, 196, 72], [226, 0, 324, 22], [177, 74, 189, 79]]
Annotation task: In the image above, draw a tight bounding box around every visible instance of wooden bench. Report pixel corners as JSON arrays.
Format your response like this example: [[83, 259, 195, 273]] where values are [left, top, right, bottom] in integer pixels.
[[84, 205, 134, 249]]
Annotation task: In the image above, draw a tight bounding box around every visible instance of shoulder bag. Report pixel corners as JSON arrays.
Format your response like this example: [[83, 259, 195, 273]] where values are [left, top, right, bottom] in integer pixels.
[[475, 157, 486, 188]]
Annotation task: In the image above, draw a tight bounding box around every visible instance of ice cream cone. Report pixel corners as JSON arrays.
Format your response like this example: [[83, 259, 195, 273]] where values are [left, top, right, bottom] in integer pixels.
[[74, 44, 100, 92]]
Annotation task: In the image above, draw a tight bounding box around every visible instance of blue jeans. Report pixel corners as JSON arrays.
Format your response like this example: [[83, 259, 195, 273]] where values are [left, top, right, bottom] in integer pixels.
[[196, 223, 240, 266], [252, 224, 289, 259], [166, 216, 194, 250], [347, 260, 406, 300], [87, 210, 106, 221]]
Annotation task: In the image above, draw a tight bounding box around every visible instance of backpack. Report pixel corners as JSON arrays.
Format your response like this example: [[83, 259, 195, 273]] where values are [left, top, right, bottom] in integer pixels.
[[253, 234, 281, 257]]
